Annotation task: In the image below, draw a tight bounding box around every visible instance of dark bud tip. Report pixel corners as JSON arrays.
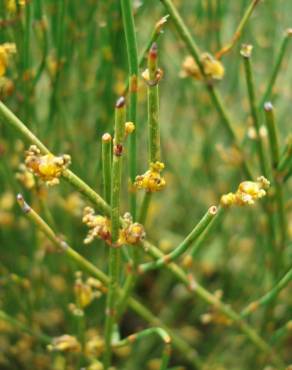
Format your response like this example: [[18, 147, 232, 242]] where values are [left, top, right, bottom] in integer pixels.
[[149, 43, 158, 59], [115, 96, 125, 109], [264, 102, 273, 112]]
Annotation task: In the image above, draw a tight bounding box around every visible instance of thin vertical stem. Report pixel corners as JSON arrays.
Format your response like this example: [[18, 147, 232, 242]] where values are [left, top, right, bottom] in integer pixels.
[[242, 50, 269, 178], [160, 0, 253, 179], [215, 0, 261, 59], [259, 29, 292, 108], [121, 0, 138, 219], [264, 103, 286, 249], [103, 97, 126, 369], [102, 133, 112, 204]]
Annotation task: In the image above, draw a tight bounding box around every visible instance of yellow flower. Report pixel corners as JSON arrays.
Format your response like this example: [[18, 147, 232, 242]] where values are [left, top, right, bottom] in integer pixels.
[[180, 53, 224, 81], [48, 335, 81, 353], [134, 161, 166, 192], [220, 176, 270, 207], [82, 208, 145, 246], [0, 43, 16, 77], [24, 145, 71, 186]]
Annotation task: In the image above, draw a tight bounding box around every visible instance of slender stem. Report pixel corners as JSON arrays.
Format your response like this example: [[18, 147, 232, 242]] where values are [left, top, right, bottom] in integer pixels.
[[264, 103, 286, 248], [0, 309, 51, 344], [103, 97, 126, 369], [242, 52, 269, 178], [112, 328, 171, 370], [139, 205, 219, 273], [259, 29, 292, 108], [102, 133, 112, 204], [277, 136, 292, 174], [160, 0, 253, 179], [215, 0, 261, 59], [190, 206, 224, 257], [121, 0, 138, 219], [3, 103, 283, 366], [148, 43, 161, 163], [270, 320, 292, 345], [138, 191, 152, 224], [16, 194, 202, 369], [138, 15, 169, 68], [241, 265, 292, 319], [144, 240, 283, 367]]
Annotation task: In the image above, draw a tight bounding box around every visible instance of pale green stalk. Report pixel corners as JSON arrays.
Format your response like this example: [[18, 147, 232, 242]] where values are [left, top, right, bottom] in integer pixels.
[[113, 328, 171, 370], [121, 0, 138, 218], [259, 29, 292, 108], [139, 205, 219, 272], [103, 97, 126, 369], [241, 265, 292, 318], [215, 0, 261, 59], [16, 194, 202, 368], [160, 0, 253, 179], [264, 102, 286, 248], [102, 133, 112, 204], [2, 102, 282, 366]]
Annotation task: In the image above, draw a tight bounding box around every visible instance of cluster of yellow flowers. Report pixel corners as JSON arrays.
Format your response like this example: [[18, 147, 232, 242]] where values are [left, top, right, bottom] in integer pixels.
[[220, 176, 270, 207], [82, 208, 145, 246], [180, 53, 225, 81], [0, 43, 16, 77], [73, 272, 104, 310], [48, 335, 81, 353], [134, 161, 166, 192], [24, 145, 71, 186]]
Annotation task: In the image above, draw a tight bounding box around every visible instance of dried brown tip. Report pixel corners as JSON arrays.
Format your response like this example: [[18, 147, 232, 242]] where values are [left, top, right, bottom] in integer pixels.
[[115, 96, 125, 108], [16, 193, 31, 213], [264, 102, 273, 112], [208, 205, 218, 216], [149, 43, 158, 59], [286, 28, 292, 37], [102, 133, 112, 143]]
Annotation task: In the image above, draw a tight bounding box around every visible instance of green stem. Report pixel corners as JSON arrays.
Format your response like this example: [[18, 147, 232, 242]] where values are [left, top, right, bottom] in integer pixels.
[[121, 0, 138, 219], [0, 309, 51, 344], [241, 265, 292, 318], [102, 133, 112, 204], [277, 136, 292, 174], [242, 52, 270, 178], [139, 205, 219, 272], [148, 43, 161, 163], [3, 103, 282, 366], [215, 0, 261, 59], [264, 102, 286, 248], [16, 194, 202, 369], [160, 0, 253, 179], [103, 97, 126, 369], [141, 240, 283, 367], [112, 328, 171, 370], [259, 29, 292, 108], [138, 191, 152, 225]]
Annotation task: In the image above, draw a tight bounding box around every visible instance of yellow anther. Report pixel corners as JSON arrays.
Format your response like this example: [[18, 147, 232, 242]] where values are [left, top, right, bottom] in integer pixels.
[[180, 53, 225, 81], [24, 145, 71, 186], [220, 177, 270, 207]]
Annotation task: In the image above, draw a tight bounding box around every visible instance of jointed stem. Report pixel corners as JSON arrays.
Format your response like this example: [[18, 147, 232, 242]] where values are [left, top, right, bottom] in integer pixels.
[[103, 97, 126, 369], [259, 29, 292, 108], [241, 265, 292, 318], [102, 133, 112, 204], [113, 328, 171, 370], [160, 0, 253, 179], [264, 103, 287, 248], [16, 194, 202, 369], [121, 0, 138, 219], [139, 205, 219, 272], [2, 102, 284, 367], [215, 0, 261, 60]]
